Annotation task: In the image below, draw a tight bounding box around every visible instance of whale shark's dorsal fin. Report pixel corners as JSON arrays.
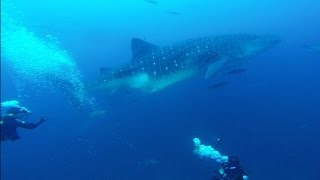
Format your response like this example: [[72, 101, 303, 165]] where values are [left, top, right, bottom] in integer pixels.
[[131, 38, 158, 59]]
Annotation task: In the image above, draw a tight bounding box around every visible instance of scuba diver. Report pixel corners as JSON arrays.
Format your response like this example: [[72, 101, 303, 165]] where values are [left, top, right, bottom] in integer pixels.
[[211, 156, 248, 180], [1, 101, 47, 141]]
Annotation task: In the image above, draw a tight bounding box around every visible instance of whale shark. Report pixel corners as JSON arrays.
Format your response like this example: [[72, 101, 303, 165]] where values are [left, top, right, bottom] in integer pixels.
[[97, 34, 280, 93]]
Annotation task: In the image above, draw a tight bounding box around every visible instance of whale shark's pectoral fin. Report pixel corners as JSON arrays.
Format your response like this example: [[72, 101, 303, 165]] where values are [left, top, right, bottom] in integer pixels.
[[205, 57, 228, 79]]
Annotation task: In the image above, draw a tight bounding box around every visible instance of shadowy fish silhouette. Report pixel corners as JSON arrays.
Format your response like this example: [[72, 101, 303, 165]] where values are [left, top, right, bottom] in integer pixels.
[[225, 68, 247, 75], [208, 82, 228, 89], [144, 0, 159, 4]]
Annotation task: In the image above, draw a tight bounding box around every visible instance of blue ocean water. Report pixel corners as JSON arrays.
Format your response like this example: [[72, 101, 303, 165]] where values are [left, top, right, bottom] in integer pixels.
[[1, 0, 320, 179]]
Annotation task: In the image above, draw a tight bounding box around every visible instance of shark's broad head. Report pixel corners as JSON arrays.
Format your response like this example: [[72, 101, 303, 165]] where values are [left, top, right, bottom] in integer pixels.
[[97, 34, 280, 93], [213, 34, 280, 59]]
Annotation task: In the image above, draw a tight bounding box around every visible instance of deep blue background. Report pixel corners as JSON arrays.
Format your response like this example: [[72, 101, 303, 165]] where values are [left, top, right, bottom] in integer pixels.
[[1, 0, 320, 179]]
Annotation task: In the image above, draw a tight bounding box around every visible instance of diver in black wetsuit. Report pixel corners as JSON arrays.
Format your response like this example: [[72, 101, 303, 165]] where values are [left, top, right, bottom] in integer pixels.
[[211, 156, 248, 180], [1, 106, 47, 141]]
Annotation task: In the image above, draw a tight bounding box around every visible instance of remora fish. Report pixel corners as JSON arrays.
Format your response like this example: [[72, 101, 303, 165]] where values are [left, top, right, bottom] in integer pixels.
[[144, 0, 158, 4], [208, 82, 228, 89], [304, 43, 320, 53]]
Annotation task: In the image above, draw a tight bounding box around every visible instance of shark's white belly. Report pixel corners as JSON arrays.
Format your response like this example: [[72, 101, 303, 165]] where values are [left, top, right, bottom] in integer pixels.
[[102, 69, 198, 93], [147, 69, 198, 93]]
